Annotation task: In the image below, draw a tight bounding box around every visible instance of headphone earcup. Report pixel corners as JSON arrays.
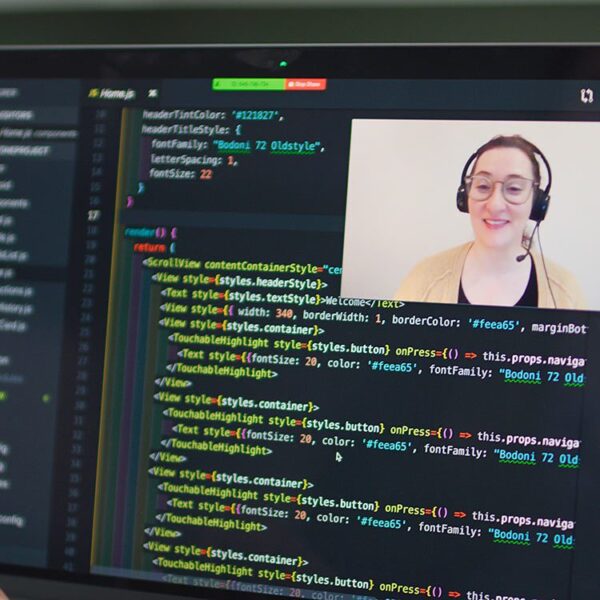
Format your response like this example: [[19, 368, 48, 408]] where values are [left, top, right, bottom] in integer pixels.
[[530, 191, 550, 222], [456, 185, 469, 213]]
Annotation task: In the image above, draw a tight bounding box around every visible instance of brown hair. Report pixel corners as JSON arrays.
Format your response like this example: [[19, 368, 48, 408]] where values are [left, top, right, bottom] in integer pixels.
[[471, 135, 541, 184]]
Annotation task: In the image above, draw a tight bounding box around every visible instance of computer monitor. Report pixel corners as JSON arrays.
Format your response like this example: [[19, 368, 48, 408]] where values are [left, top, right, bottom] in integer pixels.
[[0, 45, 599, 600]]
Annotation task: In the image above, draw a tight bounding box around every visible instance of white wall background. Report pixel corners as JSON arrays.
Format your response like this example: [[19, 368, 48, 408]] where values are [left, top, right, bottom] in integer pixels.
[[341, 119, 600, 308]]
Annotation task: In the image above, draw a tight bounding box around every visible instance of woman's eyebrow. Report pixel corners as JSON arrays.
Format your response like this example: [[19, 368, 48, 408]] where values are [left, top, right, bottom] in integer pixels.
[[472, 170, 529, 178]]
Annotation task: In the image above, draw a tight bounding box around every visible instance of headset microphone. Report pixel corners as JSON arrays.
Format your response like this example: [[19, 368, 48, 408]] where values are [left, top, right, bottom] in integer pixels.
[[516, 221, 541, 262]]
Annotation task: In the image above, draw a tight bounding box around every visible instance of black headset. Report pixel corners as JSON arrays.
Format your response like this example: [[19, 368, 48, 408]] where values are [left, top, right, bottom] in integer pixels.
[[456, 141, 552, 222]]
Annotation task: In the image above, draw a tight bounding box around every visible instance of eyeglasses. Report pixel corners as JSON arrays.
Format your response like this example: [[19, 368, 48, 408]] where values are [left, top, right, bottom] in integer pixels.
[[465, 175, 538, 205]]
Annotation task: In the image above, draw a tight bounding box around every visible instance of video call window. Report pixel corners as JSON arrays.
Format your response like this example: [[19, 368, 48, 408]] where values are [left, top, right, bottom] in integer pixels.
[[341, 119, 600, 311]]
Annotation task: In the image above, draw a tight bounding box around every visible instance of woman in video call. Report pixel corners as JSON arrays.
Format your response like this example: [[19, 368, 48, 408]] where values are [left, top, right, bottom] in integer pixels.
[[395, 135, 585, 309]]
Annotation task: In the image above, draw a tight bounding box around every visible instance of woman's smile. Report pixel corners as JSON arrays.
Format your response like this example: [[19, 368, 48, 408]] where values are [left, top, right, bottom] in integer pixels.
[[482, 218, 510, 230]]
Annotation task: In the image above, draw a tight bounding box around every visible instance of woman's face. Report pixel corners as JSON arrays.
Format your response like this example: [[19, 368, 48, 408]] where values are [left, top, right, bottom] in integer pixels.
[[468, 147, 535, 252]]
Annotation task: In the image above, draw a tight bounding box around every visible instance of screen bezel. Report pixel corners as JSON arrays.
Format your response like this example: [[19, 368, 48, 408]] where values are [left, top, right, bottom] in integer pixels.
[[1, 44, 600, 79]]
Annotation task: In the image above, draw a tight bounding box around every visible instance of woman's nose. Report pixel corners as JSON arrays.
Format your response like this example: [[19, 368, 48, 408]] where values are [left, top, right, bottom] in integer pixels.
[[486, 181, 506, 210]]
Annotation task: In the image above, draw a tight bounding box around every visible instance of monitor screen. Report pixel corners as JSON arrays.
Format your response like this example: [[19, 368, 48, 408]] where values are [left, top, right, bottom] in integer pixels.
[[0, 45, 599, 600]]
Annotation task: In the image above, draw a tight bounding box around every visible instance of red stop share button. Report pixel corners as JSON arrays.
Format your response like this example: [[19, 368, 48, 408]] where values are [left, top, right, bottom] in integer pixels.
[[284, 78, 327, 91]]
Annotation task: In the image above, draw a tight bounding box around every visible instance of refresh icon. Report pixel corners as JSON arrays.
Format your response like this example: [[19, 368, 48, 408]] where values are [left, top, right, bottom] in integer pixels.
[[580, 88, 594, 104]]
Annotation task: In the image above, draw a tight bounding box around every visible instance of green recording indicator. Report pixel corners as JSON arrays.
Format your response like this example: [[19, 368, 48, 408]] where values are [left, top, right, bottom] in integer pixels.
[[212, 78, 286, 91]]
